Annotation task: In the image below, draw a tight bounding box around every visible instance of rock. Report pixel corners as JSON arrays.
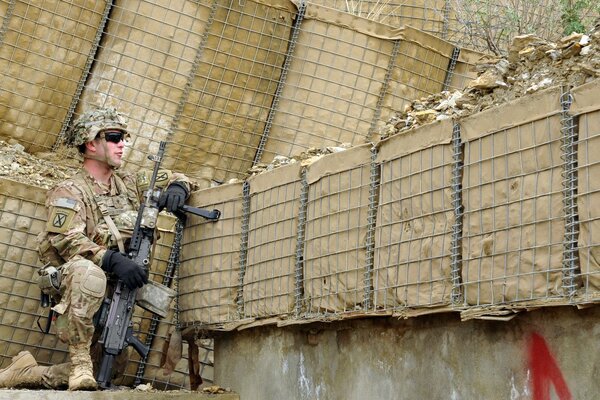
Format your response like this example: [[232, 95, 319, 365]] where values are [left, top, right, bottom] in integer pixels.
[[508, 34, 543, 63], [378, 29, 600, 140], [467, 68, 508, 90]]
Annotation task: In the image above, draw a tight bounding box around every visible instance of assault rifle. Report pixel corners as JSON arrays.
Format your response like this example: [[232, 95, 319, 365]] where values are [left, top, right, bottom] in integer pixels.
[[96, 141, 220, 389]]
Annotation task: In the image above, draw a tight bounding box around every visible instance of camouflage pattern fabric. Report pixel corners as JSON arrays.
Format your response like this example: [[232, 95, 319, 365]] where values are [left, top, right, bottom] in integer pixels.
[[34, 165, 195, 389], [65, 107, 129, 147]]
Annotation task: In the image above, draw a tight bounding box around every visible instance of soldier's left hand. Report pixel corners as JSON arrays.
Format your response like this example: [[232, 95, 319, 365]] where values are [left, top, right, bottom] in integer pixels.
[[158, 182, 189, 213]]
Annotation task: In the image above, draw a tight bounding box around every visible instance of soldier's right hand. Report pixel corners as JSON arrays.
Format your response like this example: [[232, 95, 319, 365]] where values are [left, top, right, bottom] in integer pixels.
[[101, 250, 148, 289]]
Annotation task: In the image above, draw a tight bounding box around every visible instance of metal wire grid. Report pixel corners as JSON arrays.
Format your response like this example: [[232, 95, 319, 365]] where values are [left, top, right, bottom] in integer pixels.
[[160, 0, 294, 182], [243, 168, 301, 318], [0, 0, 107, 152], [0, 186, 68, 368], [364, 147, 380, 310], [303, 157, 371, 316], [379, 39, 455, 132], [1, 0, 480, 186], [77, 0, 213, 168], [178, 192, 243, 327], [461, 117, 566, 307], [260, 22, 393, 162], [373, 143, 454, 310], [294, 170, 308, 317], [574, 104, 600, 301]]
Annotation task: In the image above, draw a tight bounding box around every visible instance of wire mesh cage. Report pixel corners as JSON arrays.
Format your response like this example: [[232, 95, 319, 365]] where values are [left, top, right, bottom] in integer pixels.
[[303, 144, 373, 316], [243, 162, 303, 320], [460, 87, 566, 308], [179, 182, 244, 327], [0, 179, 69, 368], [373, 120, 455, 313], [571, 82, 600, 303]]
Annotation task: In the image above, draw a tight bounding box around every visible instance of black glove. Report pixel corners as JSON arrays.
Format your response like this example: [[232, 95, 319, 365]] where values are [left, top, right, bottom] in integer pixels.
[[101, 250, 148, 289], [158, 182, 189, 213]]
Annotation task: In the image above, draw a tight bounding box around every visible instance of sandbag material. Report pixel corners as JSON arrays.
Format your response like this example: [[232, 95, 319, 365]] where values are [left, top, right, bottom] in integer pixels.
[[243, 163, 302, 318], [461, 86, 565, 306], [571, 80, 600, 299], [304, 144, 372, 314], [374, 119, 454, 310], [0, 1, 108, 153], [179, 183, 244, 325], [0, 179, 68, 368]]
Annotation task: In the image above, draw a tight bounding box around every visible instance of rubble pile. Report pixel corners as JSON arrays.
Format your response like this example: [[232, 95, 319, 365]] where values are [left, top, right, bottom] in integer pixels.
[[0, 140, 79, 189], [246, 144, 352, 177], [381, 26, 600, 139]]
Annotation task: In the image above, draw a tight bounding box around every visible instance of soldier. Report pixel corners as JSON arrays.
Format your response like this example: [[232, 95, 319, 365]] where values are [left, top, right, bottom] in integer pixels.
[[0, 107, 193, 390]]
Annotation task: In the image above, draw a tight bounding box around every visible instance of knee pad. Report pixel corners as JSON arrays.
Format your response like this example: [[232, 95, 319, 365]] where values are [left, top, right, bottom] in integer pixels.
[[79, 265, 107, 298]]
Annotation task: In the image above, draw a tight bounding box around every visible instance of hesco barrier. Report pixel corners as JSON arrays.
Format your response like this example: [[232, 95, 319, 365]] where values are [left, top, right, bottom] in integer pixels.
[[0, 0, 482, 187], [572, 82, 600, 301], [0, 178, 209, 390], [0, 179, 68, 368], [178, 81, 600, 331]]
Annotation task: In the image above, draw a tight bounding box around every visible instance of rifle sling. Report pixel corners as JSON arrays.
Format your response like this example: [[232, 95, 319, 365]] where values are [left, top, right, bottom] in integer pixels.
[[80, 177, 126, 254]]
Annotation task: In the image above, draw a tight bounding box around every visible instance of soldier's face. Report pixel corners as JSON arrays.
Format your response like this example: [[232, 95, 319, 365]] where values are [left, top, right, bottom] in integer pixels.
[[94, 131, 125, 167]]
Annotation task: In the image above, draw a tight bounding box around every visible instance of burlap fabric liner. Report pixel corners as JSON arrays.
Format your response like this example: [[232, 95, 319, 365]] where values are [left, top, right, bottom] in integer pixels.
[[160, 0, 295, 183], [243, 162, 302, 318], [0, 179, 68, 368], [0, 1, 106, 153], [374, 119, 454, 310], [571, 80, 600, 297], [303, 144, 372, 313], [179, 182, 244, 325], [461, 86, 565, 307], [261, 1, 463, 162]]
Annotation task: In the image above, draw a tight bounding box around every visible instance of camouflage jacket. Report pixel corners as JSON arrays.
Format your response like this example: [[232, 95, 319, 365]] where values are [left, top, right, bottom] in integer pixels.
[[38, 168, 193, 268]]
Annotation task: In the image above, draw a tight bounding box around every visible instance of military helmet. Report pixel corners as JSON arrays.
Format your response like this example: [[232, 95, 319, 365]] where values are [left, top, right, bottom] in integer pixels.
[[65, 107, 128, 147]]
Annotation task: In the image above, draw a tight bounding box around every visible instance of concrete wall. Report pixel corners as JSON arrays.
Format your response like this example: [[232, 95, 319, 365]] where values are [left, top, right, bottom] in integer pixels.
[[214, 306, 600, 399]]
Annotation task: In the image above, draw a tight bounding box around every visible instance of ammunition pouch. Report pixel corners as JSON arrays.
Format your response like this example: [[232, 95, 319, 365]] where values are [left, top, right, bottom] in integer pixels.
[[136, 280, 176, 318]]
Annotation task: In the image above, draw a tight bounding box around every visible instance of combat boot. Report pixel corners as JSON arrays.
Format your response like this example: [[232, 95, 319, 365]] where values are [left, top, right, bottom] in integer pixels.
[[0, 351, 46, 388], [68, 344, 97, 391]]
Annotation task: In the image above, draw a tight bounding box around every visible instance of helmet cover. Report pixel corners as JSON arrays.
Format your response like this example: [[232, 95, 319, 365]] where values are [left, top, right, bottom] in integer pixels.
[[65, 107, 128, 147]]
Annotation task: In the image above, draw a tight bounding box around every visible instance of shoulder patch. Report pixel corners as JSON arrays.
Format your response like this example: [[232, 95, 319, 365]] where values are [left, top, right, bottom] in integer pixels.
[[137, 169, 172, 192], [46, 197, 78, 234]]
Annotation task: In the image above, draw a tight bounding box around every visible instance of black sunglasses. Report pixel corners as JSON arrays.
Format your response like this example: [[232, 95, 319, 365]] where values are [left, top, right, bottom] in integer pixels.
[[99, 130, 125, 143]]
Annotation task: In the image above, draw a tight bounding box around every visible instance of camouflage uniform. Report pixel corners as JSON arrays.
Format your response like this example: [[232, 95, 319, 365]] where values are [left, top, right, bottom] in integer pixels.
[[37, 168, 191, 387], [0, 108, 193, 389]]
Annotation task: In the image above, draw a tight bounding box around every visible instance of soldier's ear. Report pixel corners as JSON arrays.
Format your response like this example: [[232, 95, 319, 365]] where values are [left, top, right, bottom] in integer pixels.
[[84, 139, 99, 154]]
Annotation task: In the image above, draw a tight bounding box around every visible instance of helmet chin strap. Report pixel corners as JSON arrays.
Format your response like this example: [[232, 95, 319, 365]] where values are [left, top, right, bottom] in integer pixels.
[[83, 140, 119, 169]]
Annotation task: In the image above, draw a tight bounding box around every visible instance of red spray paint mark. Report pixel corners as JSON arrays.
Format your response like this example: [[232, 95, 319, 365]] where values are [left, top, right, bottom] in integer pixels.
[[528, 332, 572, 400]]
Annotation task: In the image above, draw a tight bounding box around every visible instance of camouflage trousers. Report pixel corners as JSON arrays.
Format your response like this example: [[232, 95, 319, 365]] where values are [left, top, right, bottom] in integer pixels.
[[42, 258, 128, 388], [53, 257, 107, 345]]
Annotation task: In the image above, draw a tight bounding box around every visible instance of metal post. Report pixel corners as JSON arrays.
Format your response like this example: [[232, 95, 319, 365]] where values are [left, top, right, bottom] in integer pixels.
[[237, 181, 251, 316], [363, 146, 380, 310], [450, 122, 464, 305], [560, 87, 579, 299], [294, 170, 309, 318]]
